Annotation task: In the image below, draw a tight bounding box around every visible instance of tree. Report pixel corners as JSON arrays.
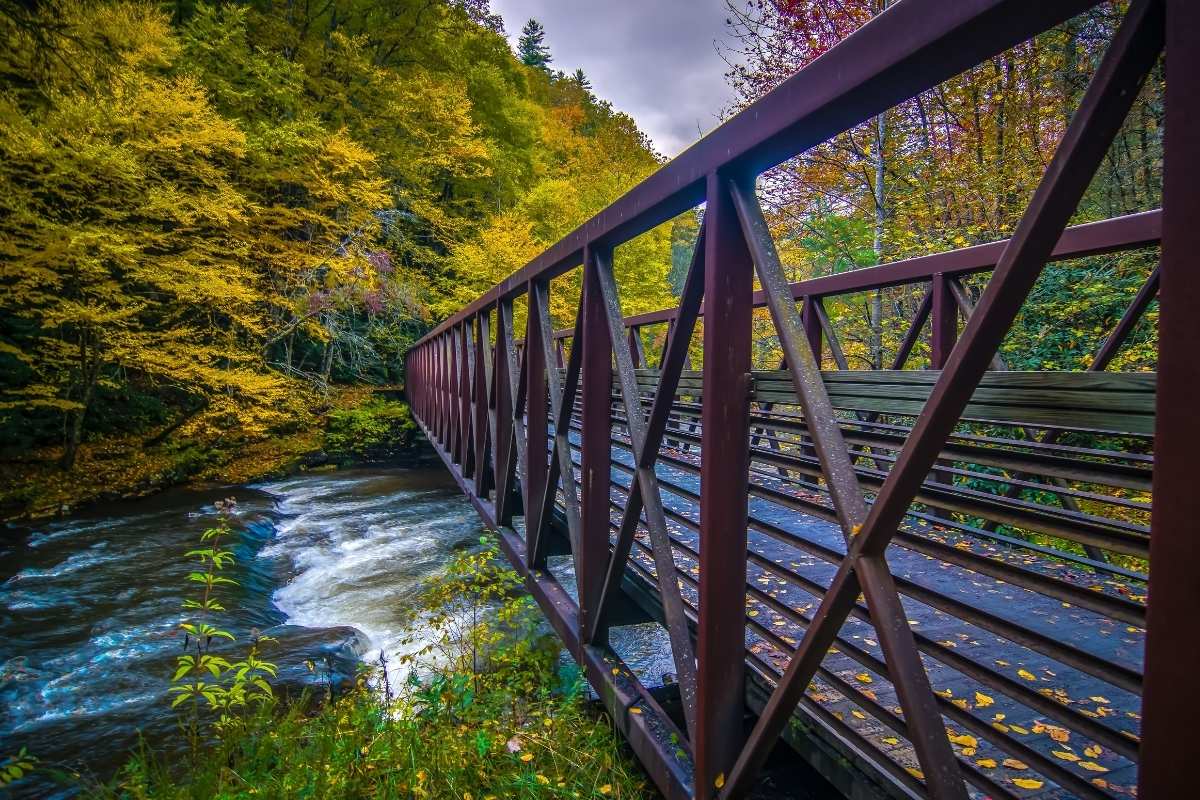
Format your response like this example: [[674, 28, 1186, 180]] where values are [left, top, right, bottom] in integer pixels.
[[0, 0, 671, 484], [571, 68, 591, 91], [517, 19, 551, 70], [452, 0, 504, 34], [720, 0, 1162, 370]]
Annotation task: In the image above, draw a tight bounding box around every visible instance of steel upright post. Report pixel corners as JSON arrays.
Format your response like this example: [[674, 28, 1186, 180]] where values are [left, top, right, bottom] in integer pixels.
[[580, 245, 614, 640], [1141, 1, 1198, 796], [696, 172, 752, 799]]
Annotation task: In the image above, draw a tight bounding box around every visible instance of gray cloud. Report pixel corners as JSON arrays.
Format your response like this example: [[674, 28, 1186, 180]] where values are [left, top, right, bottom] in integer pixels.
[[490, 0, 735, 158]]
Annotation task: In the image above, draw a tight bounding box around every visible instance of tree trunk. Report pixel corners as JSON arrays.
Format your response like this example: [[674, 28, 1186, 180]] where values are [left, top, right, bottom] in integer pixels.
[[321, 340, 336, 384], [871, 109, 886, 370], [60, 334, 101, 471], [144, 397, 210, 448]]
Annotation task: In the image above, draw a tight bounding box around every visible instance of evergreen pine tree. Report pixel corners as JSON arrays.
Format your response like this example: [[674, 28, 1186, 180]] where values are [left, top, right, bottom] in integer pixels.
[[517, 19, 551, 70]]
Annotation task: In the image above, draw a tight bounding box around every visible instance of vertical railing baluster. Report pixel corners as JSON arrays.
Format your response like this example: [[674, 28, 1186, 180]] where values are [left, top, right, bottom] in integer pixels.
[[580, 243, 614, 640], [802, 295, 823, 363], [434, 335, 444, 445], [443, 333, 451, 446], [628, 324, 645, 369], [459, 322, 473, 474], [473, 314, 492, 497], [931, 272, 957, 369], [451, 326, 462, 464], [696, 172, 752, 799], [494, 301, 518, 524]]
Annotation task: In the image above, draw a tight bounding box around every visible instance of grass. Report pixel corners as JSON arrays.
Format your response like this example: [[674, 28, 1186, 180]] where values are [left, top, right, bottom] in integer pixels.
[[100, 668, 651, 800], [90, 538, 654, 800]]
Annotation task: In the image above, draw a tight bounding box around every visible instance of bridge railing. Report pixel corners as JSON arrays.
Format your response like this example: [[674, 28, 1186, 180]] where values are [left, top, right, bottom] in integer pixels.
[[405, 2, 1196, 798]]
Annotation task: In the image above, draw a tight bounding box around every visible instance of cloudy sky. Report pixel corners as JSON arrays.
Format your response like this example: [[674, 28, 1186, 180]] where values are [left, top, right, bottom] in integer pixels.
[[489, 0, 736, 158]]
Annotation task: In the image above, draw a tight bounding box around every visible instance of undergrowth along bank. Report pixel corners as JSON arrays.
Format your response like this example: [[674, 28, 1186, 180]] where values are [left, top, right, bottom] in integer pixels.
[[0, 388, 420, 522], [93, 535, 653, 800]]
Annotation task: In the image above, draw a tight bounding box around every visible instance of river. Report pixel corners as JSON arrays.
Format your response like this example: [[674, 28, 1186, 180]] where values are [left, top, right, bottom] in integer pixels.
[[0, 465, 675, 798], [0, 467, 485, 796]]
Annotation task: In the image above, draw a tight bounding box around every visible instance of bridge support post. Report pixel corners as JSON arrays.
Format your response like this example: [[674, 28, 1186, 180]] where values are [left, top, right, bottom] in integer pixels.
[[1142, 1, 1198, 796], [580, 244, 615, 642], [696, 171, 752, 799], [525, 281, 549, 569]]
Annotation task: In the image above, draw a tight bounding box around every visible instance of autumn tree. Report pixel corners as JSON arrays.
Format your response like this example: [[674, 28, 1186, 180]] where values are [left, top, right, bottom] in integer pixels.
[[0, 0, 671, 478], [721, 0, 1161, 371]]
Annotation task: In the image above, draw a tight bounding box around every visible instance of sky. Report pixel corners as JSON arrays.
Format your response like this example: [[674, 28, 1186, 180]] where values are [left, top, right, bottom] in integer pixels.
[[489, 0, 736, 158]]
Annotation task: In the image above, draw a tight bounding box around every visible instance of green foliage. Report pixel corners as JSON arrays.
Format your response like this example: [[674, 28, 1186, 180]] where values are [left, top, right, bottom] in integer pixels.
[[0, 748, 37, 787], [169, 498, 277, 752], [517, 19, 552, 70], [324, 399, 417, 462], [98, 536, 650, 799]]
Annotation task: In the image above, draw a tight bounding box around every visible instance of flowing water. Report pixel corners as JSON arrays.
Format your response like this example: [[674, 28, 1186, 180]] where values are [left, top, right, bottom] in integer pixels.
[[0, 467, 486, 797]]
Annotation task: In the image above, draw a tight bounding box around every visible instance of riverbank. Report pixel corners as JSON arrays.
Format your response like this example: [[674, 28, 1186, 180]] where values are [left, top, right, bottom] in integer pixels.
[[100, 658, 651, 800], [0, 387, 427, 523], [3, 524, 653, 799], [1, 469, 488, 796]]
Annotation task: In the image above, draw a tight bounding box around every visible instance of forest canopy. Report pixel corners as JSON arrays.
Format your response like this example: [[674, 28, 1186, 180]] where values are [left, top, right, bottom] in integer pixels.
[[0, 0, 1162, 518], [0, 0, 675, 478]]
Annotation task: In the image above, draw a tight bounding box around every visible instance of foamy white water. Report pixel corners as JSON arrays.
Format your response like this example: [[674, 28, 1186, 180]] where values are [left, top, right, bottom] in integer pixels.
[[258, 470, 484, 690]]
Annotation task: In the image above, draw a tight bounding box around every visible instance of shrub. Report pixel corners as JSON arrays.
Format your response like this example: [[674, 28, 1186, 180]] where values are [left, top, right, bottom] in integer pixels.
[[97, 537, 653, 799], [324, 399, 417, 462]]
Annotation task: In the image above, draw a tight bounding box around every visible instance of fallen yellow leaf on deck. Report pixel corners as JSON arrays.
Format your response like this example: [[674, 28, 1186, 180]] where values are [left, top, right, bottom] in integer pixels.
[[1079, 761, 1108, 772], [949, 733, 978, 748], [976, 758, 998, 769], [1002, 758, 1029, 770], [1084, 745, 1102, 758], [1052, 750, 1079, 762], [1047, 726, 1070, 743], [1017, 669, 1037, 681], [714, 772, 725, 789], [975, 691, 994, 707], [1012, 778, 1044, 790], [855, 672, 873, 683]]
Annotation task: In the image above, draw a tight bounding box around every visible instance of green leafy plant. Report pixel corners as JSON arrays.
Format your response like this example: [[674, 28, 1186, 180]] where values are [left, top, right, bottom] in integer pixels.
[[105, 534, 651, 798], [169, 498, 276, 751], [0, 748, 37, 788]]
